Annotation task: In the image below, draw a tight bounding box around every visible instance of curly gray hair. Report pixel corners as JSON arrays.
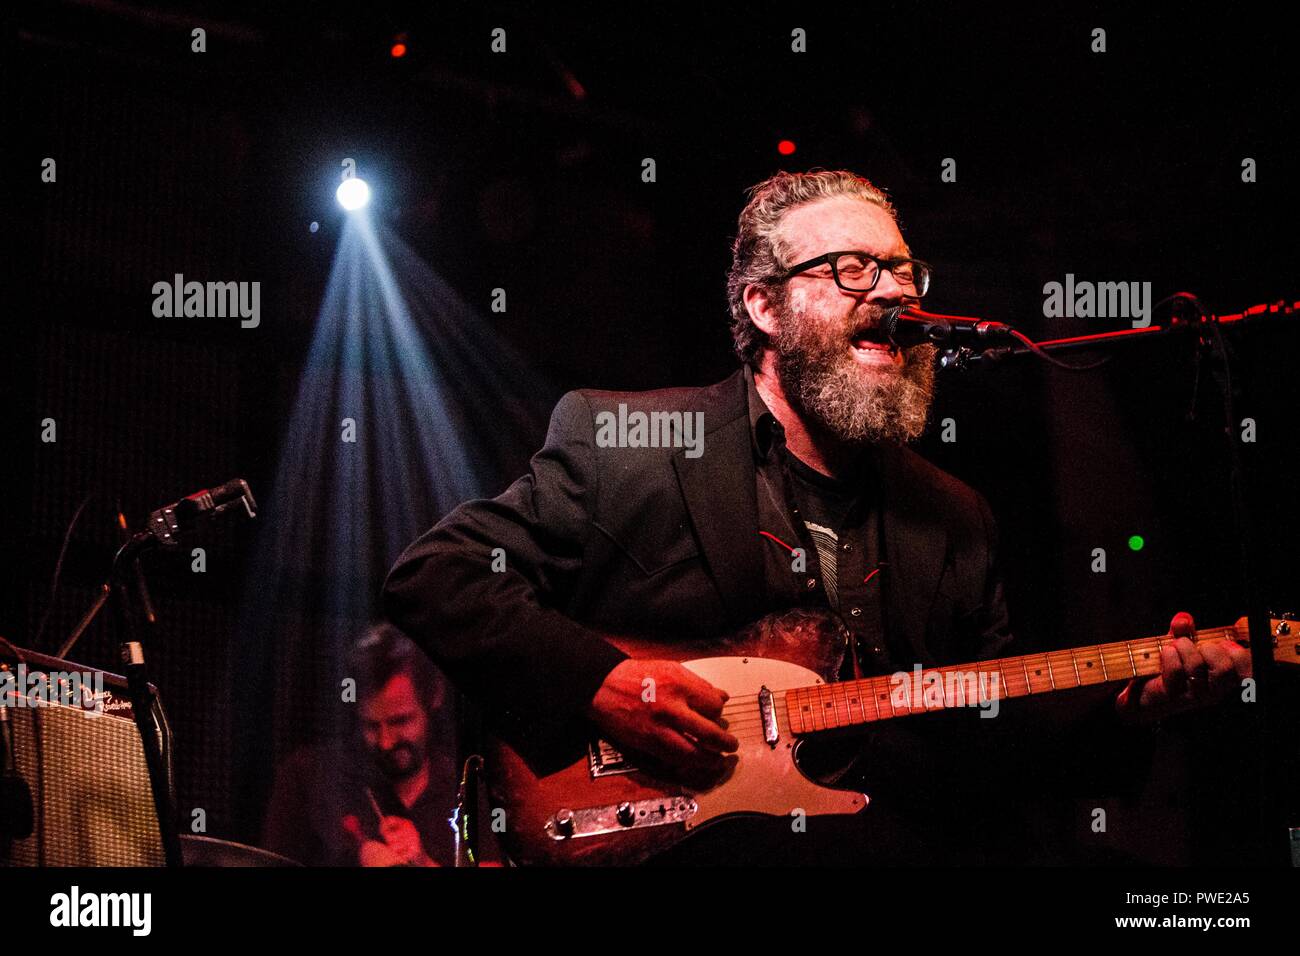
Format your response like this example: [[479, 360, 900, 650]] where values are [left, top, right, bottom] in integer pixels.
[[726, 170, 899, 368]]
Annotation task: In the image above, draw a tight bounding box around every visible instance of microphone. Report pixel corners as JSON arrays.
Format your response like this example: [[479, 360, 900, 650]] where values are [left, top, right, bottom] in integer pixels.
[[882, 306, 1013, 347], [145, 478, 258, 547]]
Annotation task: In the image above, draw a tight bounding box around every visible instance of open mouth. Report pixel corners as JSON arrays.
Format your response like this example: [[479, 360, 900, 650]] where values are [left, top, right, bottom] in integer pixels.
[[849, 326, 900, 365]]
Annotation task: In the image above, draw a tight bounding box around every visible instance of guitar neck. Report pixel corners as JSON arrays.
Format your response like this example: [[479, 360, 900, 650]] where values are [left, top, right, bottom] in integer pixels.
[[784, 623, 1246, 735]]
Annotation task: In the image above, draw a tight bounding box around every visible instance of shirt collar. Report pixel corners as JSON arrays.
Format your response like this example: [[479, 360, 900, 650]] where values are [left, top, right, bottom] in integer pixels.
[[743, 364, 783, 461], [742, 364, 883, 483]]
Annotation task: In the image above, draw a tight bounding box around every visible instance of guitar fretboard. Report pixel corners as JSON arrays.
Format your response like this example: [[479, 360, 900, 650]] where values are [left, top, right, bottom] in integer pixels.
[[784, 625, 1244, 735]]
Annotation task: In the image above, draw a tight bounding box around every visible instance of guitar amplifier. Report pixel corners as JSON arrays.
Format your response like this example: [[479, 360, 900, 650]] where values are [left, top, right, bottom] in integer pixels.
[[1, 644, 169, 866]]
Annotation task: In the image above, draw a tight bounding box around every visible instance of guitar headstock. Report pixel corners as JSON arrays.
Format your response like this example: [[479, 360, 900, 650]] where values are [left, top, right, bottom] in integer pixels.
[[1229, 616, 1300, 666]]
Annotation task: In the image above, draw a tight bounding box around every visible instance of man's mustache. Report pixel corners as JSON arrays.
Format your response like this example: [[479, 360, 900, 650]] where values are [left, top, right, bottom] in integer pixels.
[[847, 304, 892, 330], [847, 305, 909, 350]]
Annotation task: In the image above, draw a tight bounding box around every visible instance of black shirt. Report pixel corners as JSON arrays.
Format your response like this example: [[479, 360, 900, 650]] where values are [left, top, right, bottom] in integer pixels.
[[745, 366, 894, 681], [261, 741, 459, 867]]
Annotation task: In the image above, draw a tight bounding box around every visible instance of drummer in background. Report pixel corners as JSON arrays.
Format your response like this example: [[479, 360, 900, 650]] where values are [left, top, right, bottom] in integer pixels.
[[261, 623, 469, 866]]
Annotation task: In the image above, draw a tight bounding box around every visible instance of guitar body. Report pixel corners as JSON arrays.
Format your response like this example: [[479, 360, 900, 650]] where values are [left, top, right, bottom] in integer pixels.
[[488, 612, 869, 866], [486, 611, 1293, 865]]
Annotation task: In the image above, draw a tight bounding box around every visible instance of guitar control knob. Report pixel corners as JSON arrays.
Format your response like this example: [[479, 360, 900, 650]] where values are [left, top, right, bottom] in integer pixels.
[[554, 808, 575, 837], [616, 802, 636, 827]]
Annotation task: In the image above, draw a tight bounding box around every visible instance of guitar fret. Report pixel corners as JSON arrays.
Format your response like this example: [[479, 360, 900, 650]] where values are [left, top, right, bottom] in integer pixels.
[[837, 686, 857, 728], [850, 680, 867, 725], [818, 684, 833, 731], [1133, 639, 1159, 674], [781, 622, 1252, 739], [877, 675, 894, 720]]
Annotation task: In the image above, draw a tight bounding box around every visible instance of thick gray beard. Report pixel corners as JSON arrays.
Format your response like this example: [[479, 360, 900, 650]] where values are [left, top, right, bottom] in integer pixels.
[[771, 305, 937, 445]]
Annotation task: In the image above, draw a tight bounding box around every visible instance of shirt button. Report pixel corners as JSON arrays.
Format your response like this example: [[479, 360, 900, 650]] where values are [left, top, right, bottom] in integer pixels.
[[870, 645, 883, 655], [841, 542, 852, 552], [805, 577, 818, 590], [849, 606, 862, 617]]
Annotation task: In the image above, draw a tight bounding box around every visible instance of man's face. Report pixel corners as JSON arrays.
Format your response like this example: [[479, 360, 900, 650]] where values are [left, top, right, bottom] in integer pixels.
[[360, 673, 430, 781], [765, 196, 936, 444]]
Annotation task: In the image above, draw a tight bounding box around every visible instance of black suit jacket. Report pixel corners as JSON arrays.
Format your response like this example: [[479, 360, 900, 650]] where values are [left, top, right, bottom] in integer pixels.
[[383, 368, 1158, 861], [382, 369, 1027, 752]]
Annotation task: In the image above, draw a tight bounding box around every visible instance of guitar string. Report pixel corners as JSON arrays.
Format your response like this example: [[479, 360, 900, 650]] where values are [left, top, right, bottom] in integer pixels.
[[709, 636, 1218, 735], [705, 633, 1214, 714], [673, 631, 1236, 747]]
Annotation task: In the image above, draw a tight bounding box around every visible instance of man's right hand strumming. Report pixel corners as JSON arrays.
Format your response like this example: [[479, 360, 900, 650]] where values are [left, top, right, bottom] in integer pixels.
[[585, 659, 739, 787]]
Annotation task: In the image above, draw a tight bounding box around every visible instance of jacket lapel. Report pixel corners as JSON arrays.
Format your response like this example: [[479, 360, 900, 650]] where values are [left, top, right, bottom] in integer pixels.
[[672, 371, 764, 628], [878, 445, 950, 665]]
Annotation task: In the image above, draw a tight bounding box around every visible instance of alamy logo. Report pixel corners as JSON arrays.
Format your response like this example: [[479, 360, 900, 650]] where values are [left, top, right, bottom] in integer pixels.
[[49, 886, 151, 936], [1042, 274, 1152, 328], [152, 273, 260, 328], [889, 665, 1001, 718], [0, 664, 105, 717], [594, 404, 704, 459]]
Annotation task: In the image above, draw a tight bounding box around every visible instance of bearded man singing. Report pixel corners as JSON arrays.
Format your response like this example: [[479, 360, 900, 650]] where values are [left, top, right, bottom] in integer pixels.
[[383, 170, 1249, 865]]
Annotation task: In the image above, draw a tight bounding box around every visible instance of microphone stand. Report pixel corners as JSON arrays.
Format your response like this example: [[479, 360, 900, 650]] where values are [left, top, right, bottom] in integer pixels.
[[939, 297, 1298, 866], [56, 479, 258, 869], [110, 531, 183, 868], [937, 298, 1297, 369]]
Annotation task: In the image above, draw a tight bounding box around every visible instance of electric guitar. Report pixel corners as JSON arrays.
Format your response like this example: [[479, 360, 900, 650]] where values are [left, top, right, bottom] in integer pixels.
[[487, 609, 1298, 865]]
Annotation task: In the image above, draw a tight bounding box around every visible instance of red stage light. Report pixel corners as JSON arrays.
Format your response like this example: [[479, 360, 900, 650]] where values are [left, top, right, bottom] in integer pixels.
[[777, 139, 796, 156], [391, 42, 407, 58]]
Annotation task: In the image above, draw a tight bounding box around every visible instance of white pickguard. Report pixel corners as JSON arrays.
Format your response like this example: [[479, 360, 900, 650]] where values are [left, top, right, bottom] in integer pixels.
[[680, 656, 867, 829]]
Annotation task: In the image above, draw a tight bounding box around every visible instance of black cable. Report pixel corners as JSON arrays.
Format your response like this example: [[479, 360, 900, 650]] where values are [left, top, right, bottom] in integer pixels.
[[999, 292, 1213, 373], [32, 493, 97, 650], [154, 695, 176, 835], [1007, 329, 1113, 371]]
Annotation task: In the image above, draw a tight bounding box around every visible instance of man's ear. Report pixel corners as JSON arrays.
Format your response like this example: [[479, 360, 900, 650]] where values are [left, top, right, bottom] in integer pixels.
[[742, 282, 782, 338]]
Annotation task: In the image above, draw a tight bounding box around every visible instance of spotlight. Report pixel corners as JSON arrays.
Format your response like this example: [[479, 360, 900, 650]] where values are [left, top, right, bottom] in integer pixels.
[[336, 178, 371, 211]]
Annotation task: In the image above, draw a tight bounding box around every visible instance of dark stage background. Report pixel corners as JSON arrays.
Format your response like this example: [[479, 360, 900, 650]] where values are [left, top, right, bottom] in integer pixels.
[[10, 2, 1298, 864]]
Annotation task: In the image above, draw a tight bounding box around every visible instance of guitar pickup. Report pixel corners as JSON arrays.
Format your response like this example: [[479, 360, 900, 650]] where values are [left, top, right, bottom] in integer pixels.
[[759, 684, 779, 747], [588, 738, 638, 778]]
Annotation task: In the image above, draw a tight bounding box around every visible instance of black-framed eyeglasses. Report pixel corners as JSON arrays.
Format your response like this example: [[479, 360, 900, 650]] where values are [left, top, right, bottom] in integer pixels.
[[774, 250, 933, 297]]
